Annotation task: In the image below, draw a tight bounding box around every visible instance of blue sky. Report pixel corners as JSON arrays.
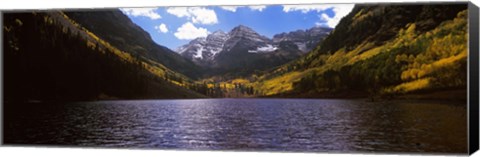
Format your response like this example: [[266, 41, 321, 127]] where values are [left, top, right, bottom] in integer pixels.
[[120, 4, 354, 50]]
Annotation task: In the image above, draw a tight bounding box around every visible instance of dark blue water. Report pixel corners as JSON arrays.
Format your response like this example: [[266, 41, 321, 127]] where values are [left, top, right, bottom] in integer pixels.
[[3, 98, 467, 153]]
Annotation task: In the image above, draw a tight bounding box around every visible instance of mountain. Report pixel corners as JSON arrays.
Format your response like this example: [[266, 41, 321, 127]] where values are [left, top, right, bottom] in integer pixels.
[[63, 10, 203, 79], [272, 26, 333, 52], [3, 4, 468, 101], [222, 25, 273, 53], [177, 25, 332, 78], [252, 4, 468, 100], [178, 30, 229, 65]]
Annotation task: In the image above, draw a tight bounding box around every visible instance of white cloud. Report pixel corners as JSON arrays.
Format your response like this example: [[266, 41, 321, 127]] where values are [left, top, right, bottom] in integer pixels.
[[282, 5, 333, 13], [249, 5, 266, 12], [220, 6, 239, 12], [220, 6, 266, 12], [174, 22, 209, 40], [282, 4, 354, 28], [316, 4, 355, 28], [166, 7, 218, 25], [189, 7, 218, 25], [166, 7, 190, 18], [155, 23, 168, 33], [120, 8, 161, 20]]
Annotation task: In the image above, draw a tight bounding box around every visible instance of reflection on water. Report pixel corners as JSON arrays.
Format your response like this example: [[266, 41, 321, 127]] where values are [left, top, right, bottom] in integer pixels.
[[4, 98, 467, 153]]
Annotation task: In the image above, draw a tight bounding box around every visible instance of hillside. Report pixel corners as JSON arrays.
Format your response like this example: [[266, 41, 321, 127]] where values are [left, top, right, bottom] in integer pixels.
[[3, 4, 469, 100], [250, 4, 468, 100], [64, 10, 203, 79], [3, 12, 206, 102]]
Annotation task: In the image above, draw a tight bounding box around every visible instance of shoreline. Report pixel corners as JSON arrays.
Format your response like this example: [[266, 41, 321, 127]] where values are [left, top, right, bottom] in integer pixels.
[[4, 89, 467, 104], [262, 89, 467, 103]]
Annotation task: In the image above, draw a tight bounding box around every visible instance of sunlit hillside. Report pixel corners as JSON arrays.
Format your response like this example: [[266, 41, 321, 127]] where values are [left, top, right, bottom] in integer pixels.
[[251, 6, 467, 100], [179, 5, 469, 100]]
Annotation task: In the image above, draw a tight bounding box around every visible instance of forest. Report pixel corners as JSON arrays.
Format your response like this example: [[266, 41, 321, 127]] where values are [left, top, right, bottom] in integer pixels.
[[248, 5, 468, 101], [2, 4, 470, 102], [291, 10, 467, 100], [3, 12, 206, 102]]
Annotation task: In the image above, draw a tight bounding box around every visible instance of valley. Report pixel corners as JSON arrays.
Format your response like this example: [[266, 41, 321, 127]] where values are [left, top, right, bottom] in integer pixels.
[[2, 4, 472, 153], [2, 4, 469, 101], [182, 4, 469, 101]]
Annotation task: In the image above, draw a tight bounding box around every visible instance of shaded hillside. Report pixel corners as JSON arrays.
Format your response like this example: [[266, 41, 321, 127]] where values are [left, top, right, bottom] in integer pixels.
[[3, 12, 206, 102], [64, 10, 203, 79], [252, 4, 468, 100]]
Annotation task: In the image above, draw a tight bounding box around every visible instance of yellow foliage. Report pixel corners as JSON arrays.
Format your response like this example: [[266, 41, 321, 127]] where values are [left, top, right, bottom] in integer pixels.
[[231, 78, 250, 84], [399, 11, 467, 82], [324, 49, 348, 70], [207, 84, 214, 88], [56, 12, 195, 88], [353, 9, 365, 19], [395, 54, 409, 63], [255, 71, 304, 95], [224, 83, 235, 89], [394, 9, 467, 93], [171, 81, 184, 87], [347, 44, 384, 65], [392, 23, 418, 48], [388, 77, 432, 93], [351, 8, 376, 27], [86, 30, 100, 42], [254, 10, 467, 95], [405, 23, 416, 34], [86, 40, 96, 48]]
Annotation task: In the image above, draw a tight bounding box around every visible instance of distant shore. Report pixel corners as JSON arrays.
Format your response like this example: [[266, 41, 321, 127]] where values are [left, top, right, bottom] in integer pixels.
[[262, 88, 467, 103], [4, 88, 467, 105]]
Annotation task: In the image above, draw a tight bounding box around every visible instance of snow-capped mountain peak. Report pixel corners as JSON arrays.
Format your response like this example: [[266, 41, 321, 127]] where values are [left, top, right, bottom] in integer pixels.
[[205, 30, 229, 56], [177, 30, 229, 65], [223, 25, 272, 52], [176, 25, 332, 66], [272, 27, 333, 52]]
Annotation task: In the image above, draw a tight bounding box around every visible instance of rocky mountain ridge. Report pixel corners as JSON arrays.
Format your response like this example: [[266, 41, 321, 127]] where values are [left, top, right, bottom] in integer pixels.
[[177, 25, 332, 67]]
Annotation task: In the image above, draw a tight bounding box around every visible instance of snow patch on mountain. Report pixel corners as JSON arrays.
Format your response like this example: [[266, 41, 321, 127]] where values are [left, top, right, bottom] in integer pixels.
[[194, 45, 204, 59], [210, 47, 223, 56], [294, 42, 307, 52], [177, 25, 332, 66], [177, 30, 229, 63], [248, 44, 278, 53]]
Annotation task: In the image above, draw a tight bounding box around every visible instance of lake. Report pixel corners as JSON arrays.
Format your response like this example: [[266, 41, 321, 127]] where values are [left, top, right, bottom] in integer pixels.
[[3, 98, 467, 153]]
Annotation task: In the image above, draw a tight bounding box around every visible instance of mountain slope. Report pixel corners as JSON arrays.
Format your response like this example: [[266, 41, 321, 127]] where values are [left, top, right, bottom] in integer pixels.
[[272, 26, 333, 52], [177, 25, 332, 78], [212, 25, 302, 77], [64, 10, 203, 79], [221, 25, 273, 53], [253, 4, 468, 100], [178, 30, 229, 66], [3, 12, 206, 102], [318, 4, 468, 56]]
